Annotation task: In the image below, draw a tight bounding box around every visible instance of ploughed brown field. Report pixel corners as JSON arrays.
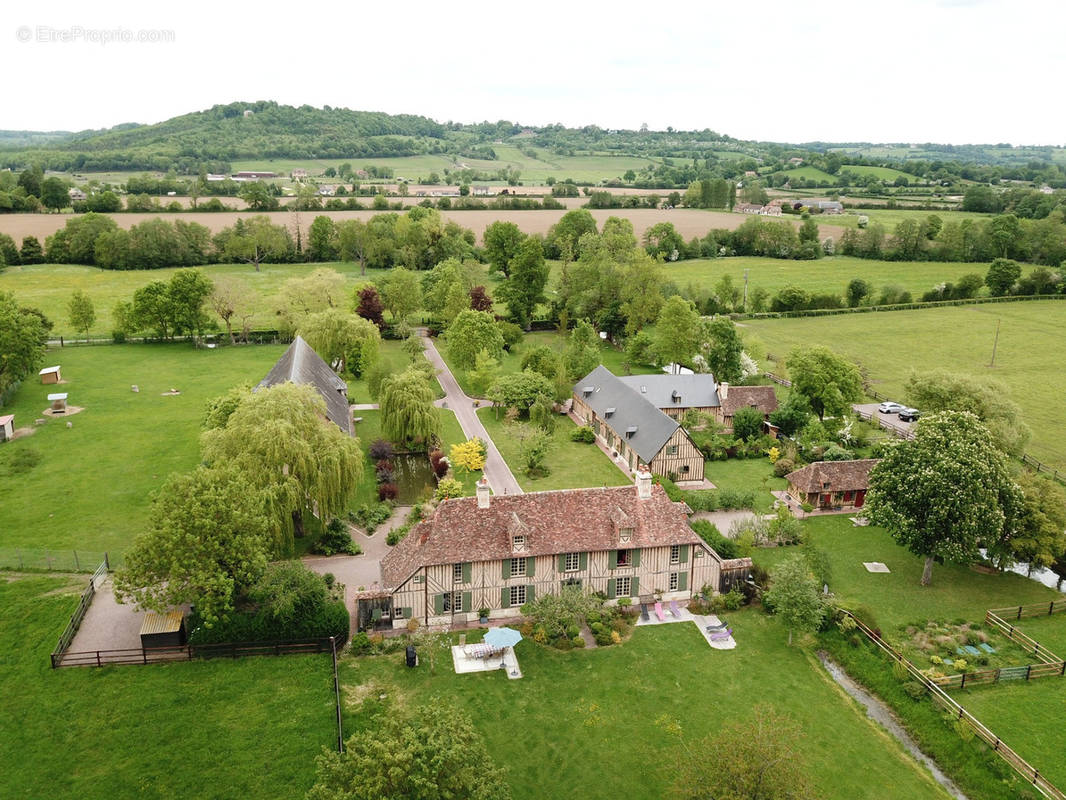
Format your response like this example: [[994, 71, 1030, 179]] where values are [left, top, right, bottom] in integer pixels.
[[0, 207, 846, 244]]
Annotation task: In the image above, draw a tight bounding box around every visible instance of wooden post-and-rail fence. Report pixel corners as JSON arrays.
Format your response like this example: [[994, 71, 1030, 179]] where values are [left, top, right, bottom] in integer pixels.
[[840, 609, 1066, 800]]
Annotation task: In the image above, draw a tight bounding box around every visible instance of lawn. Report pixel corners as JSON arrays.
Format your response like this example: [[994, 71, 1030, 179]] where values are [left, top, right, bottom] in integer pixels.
[[703, 457, 785, 512], [341, 609, 954, 800], [0, 261, 435, 337], [1, 576, 336, 800], [997, 611, 1066, 657], [477, 407, 630, 492], [752, 516, 1061, 633], [0, 342, 285, 555], [817, 207, 992, 231], [744, 300, 1066, 469], [639, 255, 991, 301]]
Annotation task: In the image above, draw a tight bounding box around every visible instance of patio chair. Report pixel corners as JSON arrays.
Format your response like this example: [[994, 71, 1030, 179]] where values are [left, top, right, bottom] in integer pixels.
[[709, 628, 733, 641], [640, 603, 650, 622], [654, 602, 665, 622], [705, 619, 728, 632], [669, 600, 682, 618]]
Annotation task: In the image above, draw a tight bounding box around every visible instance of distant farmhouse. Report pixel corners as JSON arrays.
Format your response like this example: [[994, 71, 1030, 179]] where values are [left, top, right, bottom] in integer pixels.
[[808, 200, 844, 214], [570, 367, 778, 483], [362, 473, 752, 630], [67, 188, 86, 202], [256, 336, 352, 435]]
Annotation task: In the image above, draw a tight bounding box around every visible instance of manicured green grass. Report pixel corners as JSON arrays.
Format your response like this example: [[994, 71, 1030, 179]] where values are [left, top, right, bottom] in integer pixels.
[[342, 609, 953, 800], [994, 611, 1066, 657], [1, 576, 336, 800], [0, 343, 285, 554], [745, 300, 1066, 469], [960, 663, 1066, 790], [642, 255, 990, 300], [703, 457, 785, 512], [477, 408, 630, 492], [753, 517, 1061, 633], [0, 261, 442, 337]]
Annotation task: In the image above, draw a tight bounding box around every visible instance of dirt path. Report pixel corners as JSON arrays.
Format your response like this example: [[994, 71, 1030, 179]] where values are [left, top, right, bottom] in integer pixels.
[[818, 653, 969, 800], [420, 333, 523, 495]]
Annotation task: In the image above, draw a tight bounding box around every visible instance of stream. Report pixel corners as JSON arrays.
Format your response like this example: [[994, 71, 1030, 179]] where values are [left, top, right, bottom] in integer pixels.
[[817, 653, 970, 800]]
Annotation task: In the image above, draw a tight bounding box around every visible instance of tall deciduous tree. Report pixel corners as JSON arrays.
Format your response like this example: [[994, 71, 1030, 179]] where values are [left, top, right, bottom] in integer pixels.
[[337, 219, 370, 275], [353, 284, 386, 329], [114, 465, 273, 626], [498, 237, 548, 328], [469, 285, 493, 312], [985, 258, 1021, 296], [168, 268, 214, 338], [764, 555, 825, 645], [866, 411, 1023, 585], [298, 308, 380, 375], [700, 317, 743, 383], [307, 702, 511, 800], [989, 472, 1066, 572], [483, 221, 526, 276], [379, 267, 423, 324], [0, 290, 48, 395], [563, 319, 600, 382], [786, 346, 863, 420], [67, 290, 96, 341], [379, 366, 441, 446], [447, 310, 505, 369], [620, 253, 665, 335], [276, 267, 346, 335], [905, 370, 1030, 455], [654, 296, 701, 373], [210, 276, 251, 344], [201, 383, 363, 551], [220, 215, 291, 271], [308, 215, 339, 261]]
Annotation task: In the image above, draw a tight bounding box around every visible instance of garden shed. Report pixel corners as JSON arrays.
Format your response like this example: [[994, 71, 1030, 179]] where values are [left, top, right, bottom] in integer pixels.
[[47, 393, 68, 413], [0, 414, 13, 442], [140, 611, 187, 648], [39, 365, 61, 384]]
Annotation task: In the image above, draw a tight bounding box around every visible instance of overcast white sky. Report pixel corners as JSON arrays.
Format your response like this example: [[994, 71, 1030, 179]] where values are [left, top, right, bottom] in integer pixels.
[[1, 0, 1063, 145]]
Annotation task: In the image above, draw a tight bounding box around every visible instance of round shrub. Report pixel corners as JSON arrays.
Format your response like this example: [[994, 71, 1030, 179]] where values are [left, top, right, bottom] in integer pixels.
[[378, 482, 399, 501], [572, 636, 586, 648], [773, 457, 795, 478], [570, 426, 596, 444]]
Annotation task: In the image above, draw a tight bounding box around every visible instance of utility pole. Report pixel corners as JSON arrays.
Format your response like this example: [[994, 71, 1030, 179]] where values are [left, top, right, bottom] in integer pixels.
[[743, 269, 749, 310], [988, 319, 1001, 367]]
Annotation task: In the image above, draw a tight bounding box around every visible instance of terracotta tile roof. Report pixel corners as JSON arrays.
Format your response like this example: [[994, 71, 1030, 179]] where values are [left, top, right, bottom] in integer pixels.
[[785, 459, 881, 493], [381, 484, 700, 588], [721, 385, 779, 417]]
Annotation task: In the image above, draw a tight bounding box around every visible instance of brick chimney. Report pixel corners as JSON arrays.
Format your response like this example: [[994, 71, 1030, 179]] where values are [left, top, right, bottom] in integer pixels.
[[636, 469, 653, 500], [719, 381, 729, 401], [476, 477, 491, 509]]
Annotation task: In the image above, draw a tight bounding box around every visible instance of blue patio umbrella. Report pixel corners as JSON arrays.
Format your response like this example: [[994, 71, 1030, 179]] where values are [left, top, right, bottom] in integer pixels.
[[483, 627, 523, 649]]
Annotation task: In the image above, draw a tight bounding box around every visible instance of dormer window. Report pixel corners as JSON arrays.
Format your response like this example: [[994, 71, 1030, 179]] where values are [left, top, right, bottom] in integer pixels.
[[605, 407, 616, 418], [512, 535, 526, 552], [822, 482, 830, 490], [618, 527, 633, 544]]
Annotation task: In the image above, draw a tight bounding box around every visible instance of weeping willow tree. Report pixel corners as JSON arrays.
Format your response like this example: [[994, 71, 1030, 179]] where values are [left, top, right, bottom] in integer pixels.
[[201, 382, 363, 554], [297, 308, 380, 375], [380, 366, 440, 447]]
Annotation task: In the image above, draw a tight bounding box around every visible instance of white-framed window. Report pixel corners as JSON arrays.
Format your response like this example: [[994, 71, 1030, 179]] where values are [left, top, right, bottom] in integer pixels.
[[443, 592, 462, 613], [510, 585, 526, 606], [670, 544, 680, 564], [510, 557, 526, 578], [565, 552, 581, 572], [616, 549, 632, 567], [694, 547, 704, 559], [512, 535, 526, 552], [453, 563, 463, 583], [616, 576, 632, 597], [394, 606, 404, 618], [669, 573, 679, 591]]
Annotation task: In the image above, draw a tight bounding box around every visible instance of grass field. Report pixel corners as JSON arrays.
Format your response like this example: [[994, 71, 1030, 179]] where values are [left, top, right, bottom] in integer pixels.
[[1, 576, 336, 800], [477, 408, 630, 492], [703, 457, 786, 512], [744, 300, 1066, 469], [341, 609, 954, 800], [839, 165, 927, 183], [821, 207, 992, 230], [596, 254, 992, 301], [753, 516, 1061, 633], [0, 343, 286, 554], [778, 165, 839, 183]]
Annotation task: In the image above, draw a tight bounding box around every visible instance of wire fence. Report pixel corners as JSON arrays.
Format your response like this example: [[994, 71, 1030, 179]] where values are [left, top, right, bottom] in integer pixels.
[[0, 548, 119, 573]]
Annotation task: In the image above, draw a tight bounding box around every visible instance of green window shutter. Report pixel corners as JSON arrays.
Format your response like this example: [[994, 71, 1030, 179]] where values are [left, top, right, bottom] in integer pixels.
[[462, 591, 472, 612], [462, 562, 472, 583], [433, 594, 444, 615], [679, 544, 689, 564], [608, 550, 618, 570], [558, 554, 567, 572], [678, 572, 688, 592], [526, 585, 535, 603], [502, 560, 510, 580], [579, 552, 588, 571], [501, 588, 511, 609], [402, 607, 412, 619], [607, 578, 617, 599], [632, 549, 641, 568], [526, 556, 535, 578], [631, 577, 640, 597]]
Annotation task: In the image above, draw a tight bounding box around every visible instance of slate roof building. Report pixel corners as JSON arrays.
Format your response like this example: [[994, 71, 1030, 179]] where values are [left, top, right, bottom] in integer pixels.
[[256, 336, 352, 434], [572, 366, 704, 481], [363, 472, 752, 630]]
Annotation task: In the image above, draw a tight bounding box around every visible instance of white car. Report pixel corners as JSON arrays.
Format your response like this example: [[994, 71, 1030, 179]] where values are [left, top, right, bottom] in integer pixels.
[[878, 401, 904, 414]]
